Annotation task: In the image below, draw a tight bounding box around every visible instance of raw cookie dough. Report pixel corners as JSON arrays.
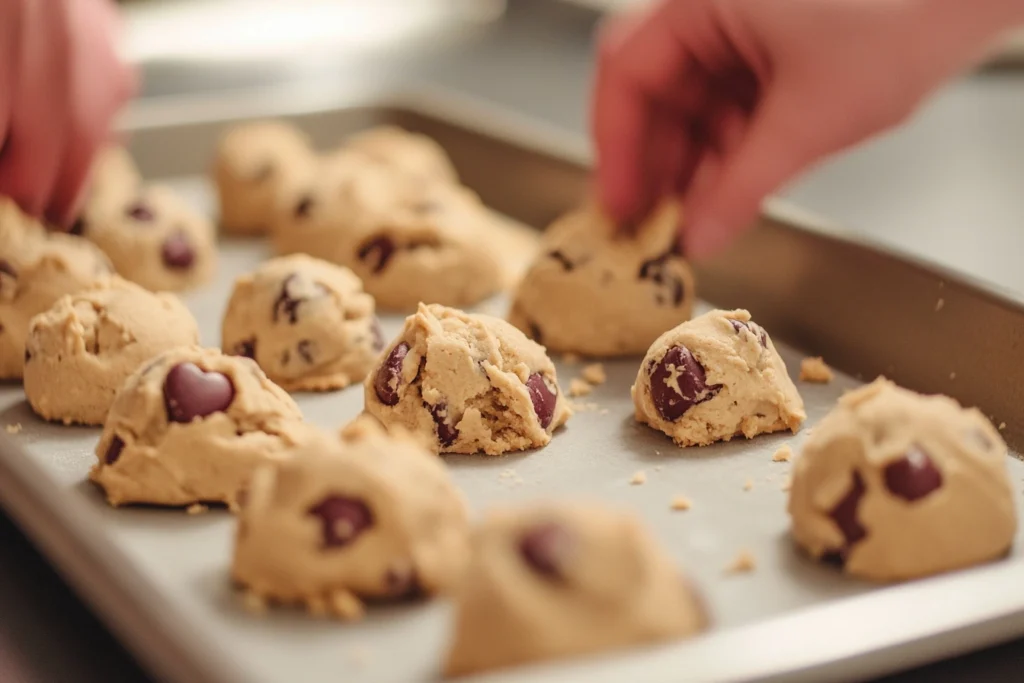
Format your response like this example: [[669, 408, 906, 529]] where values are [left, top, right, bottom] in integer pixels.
[[76, 184, 217, 292], [221, 254, 383, 392], [632, 309, 806, 446], [509, 202, 696, 356], [91, 346, 306, 509], [788, 378, 1015, 582], [272, 157, 503, 310], [0, 218, 114, 379], [364, 303, 571, 455], [24, 277, 200, 425], [212, 120, 313, 236], [342, 125, 458, 183], [444, 502, 707, 677], [231, 418, 470, 619], [88, 145, 143, 201]]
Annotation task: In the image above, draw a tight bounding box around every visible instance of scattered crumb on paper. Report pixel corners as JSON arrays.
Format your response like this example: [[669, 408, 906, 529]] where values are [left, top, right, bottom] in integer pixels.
[[654, 465, 663, 472], [568, 378, 593, 397], [562, 353, 581, 365], [935, 298, 945, 312], [799, 357, 833, 383], [999, 422, 1007, 431], [5, 423, 22, 434], [630, 470, 647, 485], [186, 503, 208, 515], [581, 363, 607, 385], [570, 400, 600, 413], [724, 550, 757, 575], [743, 479, 753, 491], [670, 495, 692, 511], [242, 592, 268, 615], [598, 408, 609, 415], [950, 372, 957, 380], [499, 469, 524, 486], [772, 444, 794, 463]]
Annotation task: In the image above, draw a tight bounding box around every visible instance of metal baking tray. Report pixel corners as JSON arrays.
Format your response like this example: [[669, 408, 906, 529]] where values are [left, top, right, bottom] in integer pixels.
[[3, 83, 1024, 683]]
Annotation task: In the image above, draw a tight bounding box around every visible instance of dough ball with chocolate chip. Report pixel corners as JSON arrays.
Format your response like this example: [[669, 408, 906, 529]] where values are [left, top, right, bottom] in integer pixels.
[[231, 418, 469, 619], [632, 309, 805, 447], [78, 184, 217, 292], [24, 277, 200, 425], [91, 346, 305, 509], [272, 157, 504, 310], [789, 378, 1015, 582], [444, 502, 707, 677], [0, 208, 114, 379], [221, 254, 382, 392], [341, 125, 458, 184], [364, 303, 571, 455], [509, 202, 695, 357], [212, 121, 314, 236]]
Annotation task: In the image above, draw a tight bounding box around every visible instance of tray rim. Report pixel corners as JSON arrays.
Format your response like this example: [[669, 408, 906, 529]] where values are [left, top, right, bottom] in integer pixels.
[[1, 83, 1022, 683]]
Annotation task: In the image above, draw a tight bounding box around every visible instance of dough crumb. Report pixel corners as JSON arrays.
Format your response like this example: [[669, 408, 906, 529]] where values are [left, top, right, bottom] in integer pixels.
[[935, 298, 945, 312], [4, 423, 22, 434], [743, 479, 754, 491], [581, 363, 607, 385], [568, 378, 593, 397], [724, 550, 757, 575], [570, 400, 600, 413], [950, 372, 957, 380], [772, 444, 794, 462], [241, 592, 268, 615], [186, 503, 208, 515], [599, 408, 610, 416], [799, 357, 834, 383], [630, 470, 647, 485], [329, 590, 365, 620], [999, 422, 1007, 431], [562, 353, 581, 365], [499, 469, 517, 479], [670, 495, 692, 511], [654, 465, 663, 472]]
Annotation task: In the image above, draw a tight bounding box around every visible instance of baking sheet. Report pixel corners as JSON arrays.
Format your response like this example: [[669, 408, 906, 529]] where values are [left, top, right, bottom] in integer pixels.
[[2, 93, 1024, 683]]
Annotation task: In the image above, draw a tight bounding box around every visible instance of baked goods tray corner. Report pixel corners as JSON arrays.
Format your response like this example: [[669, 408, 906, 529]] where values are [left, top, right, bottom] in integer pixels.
[[3, 83, 1024, 683]]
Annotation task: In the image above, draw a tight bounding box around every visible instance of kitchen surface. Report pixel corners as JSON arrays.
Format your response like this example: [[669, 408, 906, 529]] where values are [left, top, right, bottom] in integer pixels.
[[3, 1, 1024, 681]]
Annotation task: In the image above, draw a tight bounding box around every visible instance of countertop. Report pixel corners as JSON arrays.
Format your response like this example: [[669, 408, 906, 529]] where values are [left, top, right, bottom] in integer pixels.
[[3, 1, 1024, 681]]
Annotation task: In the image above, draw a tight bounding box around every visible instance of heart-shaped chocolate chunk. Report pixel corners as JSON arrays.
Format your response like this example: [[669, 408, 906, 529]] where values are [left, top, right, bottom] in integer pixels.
[[163, 362, 235, 423]]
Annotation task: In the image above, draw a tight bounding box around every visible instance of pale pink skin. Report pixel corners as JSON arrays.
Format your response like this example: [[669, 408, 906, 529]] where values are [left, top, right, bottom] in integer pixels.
[[593, 0, 1024, 258], [0, 0, 134, 228]]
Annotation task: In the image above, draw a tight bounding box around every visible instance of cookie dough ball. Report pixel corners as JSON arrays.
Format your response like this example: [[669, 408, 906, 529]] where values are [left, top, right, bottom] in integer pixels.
[[789, 379, 1015, 582], [444, 502, 707, 677], [88, 145, 142, 201], [91, 346, 305, 509], [272, 158, 503, 310], [77, 184, 217, 292], [24, 277, 200, 425], [364, 304, 570, 455], [342, 125, 458, 183], [231, 419, 470, 619], [509, 202, 695, 357], [632, 309, 805, 446], [221, 254, 382, 392], [0, 232, 114, 379], [213, 121, 313, 236]]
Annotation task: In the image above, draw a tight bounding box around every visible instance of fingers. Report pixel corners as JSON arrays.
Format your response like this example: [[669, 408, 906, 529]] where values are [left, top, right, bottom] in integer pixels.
[[0, 1, 19, 147]]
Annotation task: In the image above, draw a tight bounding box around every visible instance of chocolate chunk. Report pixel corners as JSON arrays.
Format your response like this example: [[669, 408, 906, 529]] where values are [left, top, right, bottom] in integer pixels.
[[526, 373, 557, 429], [0, 260, 16, 278], [126, 201, 154, 222], [161, 232, 195, 269], [163, 362, 236, 423], [69, 217, 86, 236], [384, 565, 424, 600], [429, 401, 459, 446], [294, 195, 314, 218], [519, 522, 574, 580], [638, 247, 685, 306], [296, 339, 315, 364], [370, 318, 385, 352], [829, 470, 867, 549], [884, 446, 943, 502], [648, 346, 721, 421], [307, 496, 373, 548], [548, 250, 574, 271], [272, 274, 327, 324], [357, 235, 396, 274], [232, 338, 256, 360], [105, 435, 125, 465], [527, 321, 543, 345], [23, 349, 30, 363], [729, 319, 769, 348], [374, 343, 409, 406]]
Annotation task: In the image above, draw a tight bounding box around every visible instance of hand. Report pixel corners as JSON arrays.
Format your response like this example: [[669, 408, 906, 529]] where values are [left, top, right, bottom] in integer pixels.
[[593, 0, 1020, 258], [0, 0, 135, 228]]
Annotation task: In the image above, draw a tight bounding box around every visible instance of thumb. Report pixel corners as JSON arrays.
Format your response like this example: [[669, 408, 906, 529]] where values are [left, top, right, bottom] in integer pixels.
[[683, 95, 824, 259]]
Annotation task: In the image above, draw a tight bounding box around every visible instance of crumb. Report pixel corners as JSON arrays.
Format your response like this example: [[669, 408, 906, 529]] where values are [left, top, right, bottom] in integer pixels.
[[724, 550, 757, 575], [599, 408, 610, 416], [630, 470, 647, 485], [654, 465, 663, 472], [950, 372, 956, 380], [4, 423, 21, 434], [782, 474, 793, 491], [186, 503, 208, 515], [499, 469, 517, 479], [935, 298, 945, 312], [655, 450, 661, 456], [241, 592, 267, 615], [670, 495, 692, 511], [999, 422, 1007, 431], [772, 444, 793, 463], [799, 357, 834, 383], [743, 479, 753, 491], [581, 363, 607, 385], [568, 378, 593, 397], [562, 353, 581, 365], [570, 400, 600, 412], [329, 590, 365, 620]]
